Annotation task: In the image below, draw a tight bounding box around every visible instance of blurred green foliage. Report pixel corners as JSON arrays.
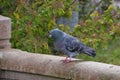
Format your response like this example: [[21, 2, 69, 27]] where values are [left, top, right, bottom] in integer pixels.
[[0, 0, 75, 53], [0, 0, 120, 65], [74, 5, 120, 50]]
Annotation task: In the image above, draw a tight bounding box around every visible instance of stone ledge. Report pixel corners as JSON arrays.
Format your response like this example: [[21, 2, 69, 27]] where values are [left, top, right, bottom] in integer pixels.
[[0, 49, 120, 80]]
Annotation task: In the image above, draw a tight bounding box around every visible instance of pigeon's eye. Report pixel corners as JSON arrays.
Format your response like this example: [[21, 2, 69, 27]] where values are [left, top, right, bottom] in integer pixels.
[[49, 34, 52, 38]]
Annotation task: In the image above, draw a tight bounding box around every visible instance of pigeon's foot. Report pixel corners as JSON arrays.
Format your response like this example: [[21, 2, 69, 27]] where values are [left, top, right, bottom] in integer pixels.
[[61, 57, 72, 63]]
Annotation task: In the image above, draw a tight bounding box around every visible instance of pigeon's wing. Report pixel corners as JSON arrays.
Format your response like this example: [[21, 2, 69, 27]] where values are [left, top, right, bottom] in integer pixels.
[[64, 36, 83, 52]]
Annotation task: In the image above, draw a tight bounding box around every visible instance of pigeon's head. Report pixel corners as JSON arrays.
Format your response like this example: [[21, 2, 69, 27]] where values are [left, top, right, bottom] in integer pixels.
[[49, 29, 64, 41]]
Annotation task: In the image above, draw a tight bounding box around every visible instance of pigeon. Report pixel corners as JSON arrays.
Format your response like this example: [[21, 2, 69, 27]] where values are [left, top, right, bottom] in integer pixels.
[[49, 28, 96, 63]]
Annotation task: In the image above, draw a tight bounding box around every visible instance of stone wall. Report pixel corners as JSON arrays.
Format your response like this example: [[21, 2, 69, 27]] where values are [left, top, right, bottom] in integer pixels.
[[0, 15, 120, 80], [1, 70, 66, 80]]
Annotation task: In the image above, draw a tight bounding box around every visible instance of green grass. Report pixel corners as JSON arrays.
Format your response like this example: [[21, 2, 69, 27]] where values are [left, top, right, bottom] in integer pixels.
[[77, 37, 120, 65]]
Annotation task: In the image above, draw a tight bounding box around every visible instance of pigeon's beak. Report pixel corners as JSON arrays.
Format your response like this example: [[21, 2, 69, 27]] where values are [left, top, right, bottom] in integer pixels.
[[49, 34, 52, 38]]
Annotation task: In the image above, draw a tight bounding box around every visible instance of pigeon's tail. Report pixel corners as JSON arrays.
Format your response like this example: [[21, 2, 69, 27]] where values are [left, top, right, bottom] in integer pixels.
[[82, 46, 96, 57]]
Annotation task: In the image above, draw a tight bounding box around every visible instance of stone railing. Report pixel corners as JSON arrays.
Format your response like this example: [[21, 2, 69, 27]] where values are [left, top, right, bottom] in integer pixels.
[[0, 15, 120, 80]]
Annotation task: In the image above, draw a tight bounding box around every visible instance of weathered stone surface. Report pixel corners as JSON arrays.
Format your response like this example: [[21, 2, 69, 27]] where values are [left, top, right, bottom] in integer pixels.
[[0, 15, 11, 48], [1, 70, 66, 80], [0, 49, 120, 80], [0, 40, 10, 49], [0, 15, 11, 39]]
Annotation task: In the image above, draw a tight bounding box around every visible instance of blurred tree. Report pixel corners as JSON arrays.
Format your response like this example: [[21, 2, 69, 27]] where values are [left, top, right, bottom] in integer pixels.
[[79, 0, 111, 19]]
